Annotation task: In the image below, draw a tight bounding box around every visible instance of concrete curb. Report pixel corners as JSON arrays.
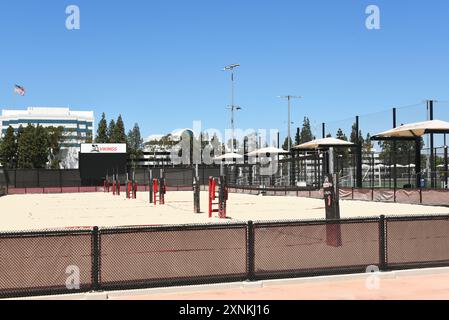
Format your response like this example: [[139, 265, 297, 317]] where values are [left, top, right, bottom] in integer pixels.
[[11, 266, 449, 300]]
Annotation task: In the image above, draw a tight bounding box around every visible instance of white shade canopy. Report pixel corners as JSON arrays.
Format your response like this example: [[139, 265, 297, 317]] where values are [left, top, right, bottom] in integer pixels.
[[373, 120, 449, 139], [363, 164, 404, 169], [214, 152, 244, 160], [293, 137, 354, 150], [390, 164, 406, 168], [247, 147, 290, 157]]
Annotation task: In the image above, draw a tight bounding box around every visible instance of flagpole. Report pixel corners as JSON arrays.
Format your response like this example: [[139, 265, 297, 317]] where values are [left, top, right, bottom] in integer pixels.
[[12, 85, 16, 108]]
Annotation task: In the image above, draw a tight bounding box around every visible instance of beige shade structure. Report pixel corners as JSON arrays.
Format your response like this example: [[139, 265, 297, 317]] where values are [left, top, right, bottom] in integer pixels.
[[247, 147, 289, 157], [373, 120, 449, 139], [214, 152, 244, 160], [293, 137, 354, 150], [371, 120, 449, 189]]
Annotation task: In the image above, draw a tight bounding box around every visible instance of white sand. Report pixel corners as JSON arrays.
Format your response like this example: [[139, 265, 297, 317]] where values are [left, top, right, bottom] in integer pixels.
[[0, 191, 448, 231]]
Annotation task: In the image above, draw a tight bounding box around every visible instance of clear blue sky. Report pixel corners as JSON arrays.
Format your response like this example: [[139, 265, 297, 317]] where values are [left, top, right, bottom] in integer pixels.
[[1, 0, 448, 140]]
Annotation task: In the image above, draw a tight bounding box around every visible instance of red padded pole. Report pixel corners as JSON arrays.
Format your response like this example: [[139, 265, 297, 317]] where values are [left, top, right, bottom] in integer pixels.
[[153, 179, 159, 206], [208, 177, 213, 218]]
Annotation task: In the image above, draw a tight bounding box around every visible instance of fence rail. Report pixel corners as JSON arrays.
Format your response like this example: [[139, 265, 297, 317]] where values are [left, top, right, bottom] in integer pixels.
[[228, 185, 449, 207], [6, 185, 193, 195], [2, 167, 216, 189], [0, 215, 449, 298]]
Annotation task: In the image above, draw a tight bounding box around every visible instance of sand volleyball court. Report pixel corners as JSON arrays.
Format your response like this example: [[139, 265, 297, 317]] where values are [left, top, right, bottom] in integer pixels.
[[0, 191, 448, 231]]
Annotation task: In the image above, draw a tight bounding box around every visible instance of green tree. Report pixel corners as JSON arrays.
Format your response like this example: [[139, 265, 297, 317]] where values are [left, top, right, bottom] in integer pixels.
[[350, 122, 364, 145], [200, 132, 210, 151], [161, 134, 173, 146], [300, 117, 314, 144], [107, 119, 116, 143], [363, 133, 374, 154], [113, 115, 127, 143], [282, 137, 293, 151], [17, 125, 52, 169], [33, 125, 49, 168], [336, 128, 348, 141], [210, 133, 222, 156], [16, 125, 24, 142], [294, 129, 301, 146], [227, 138, 239, 152], [17, 124, 35, 168], [127, 123, 143, 158], [335, 128, 350, 164], [0, 126, 18, 168], [96, 112, 108, 143], [378, 139, 421, 165], [46, 126, 64, 169]]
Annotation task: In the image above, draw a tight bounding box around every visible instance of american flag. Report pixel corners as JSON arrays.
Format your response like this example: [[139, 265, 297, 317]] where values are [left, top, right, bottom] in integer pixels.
[[14, 84, 26, 96]]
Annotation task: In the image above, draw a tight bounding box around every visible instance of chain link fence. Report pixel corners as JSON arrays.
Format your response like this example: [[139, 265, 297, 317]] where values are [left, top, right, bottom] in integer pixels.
[[126, 166, 219, 188], [2, 166, 221, 194], [4, 169, 82, 189], [0, 215, 449, 298], [386, 215, 449, 269], [99, 224, 248, 291], [0, 228, 93, 298], [253, 218, 380, 279]]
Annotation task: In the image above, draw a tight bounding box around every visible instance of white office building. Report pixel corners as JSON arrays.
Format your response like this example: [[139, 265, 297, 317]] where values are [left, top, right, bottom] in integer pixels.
[[0, 107, 95, 169]]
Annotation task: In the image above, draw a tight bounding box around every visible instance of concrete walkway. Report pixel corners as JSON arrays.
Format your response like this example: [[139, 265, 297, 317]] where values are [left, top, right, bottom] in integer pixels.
[[20, 267, 449, 300]]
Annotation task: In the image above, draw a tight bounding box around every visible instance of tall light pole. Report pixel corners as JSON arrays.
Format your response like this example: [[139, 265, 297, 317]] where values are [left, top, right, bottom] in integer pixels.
[[278, 95, 301, 151], [224, 64, 241, 153]]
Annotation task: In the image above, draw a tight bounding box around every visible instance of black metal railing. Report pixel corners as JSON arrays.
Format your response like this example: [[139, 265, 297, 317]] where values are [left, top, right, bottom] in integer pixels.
[[1, 214, 449, 298]]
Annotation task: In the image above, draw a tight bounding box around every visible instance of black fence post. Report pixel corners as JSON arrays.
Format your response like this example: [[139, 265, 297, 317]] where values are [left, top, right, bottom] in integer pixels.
[[356, 116, 363, 188], [149, 170, 153, 203], [393, 108, 398, 196], [247, 221, 256, 281], [429, 100, 436, 189], [379, 215, 387, 271], [445, 144, 448, 189], [92, 226, 100, 291], [415, 138, 422, 191], [371, 153, 375, 198], [420, 186, 423, 204]]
